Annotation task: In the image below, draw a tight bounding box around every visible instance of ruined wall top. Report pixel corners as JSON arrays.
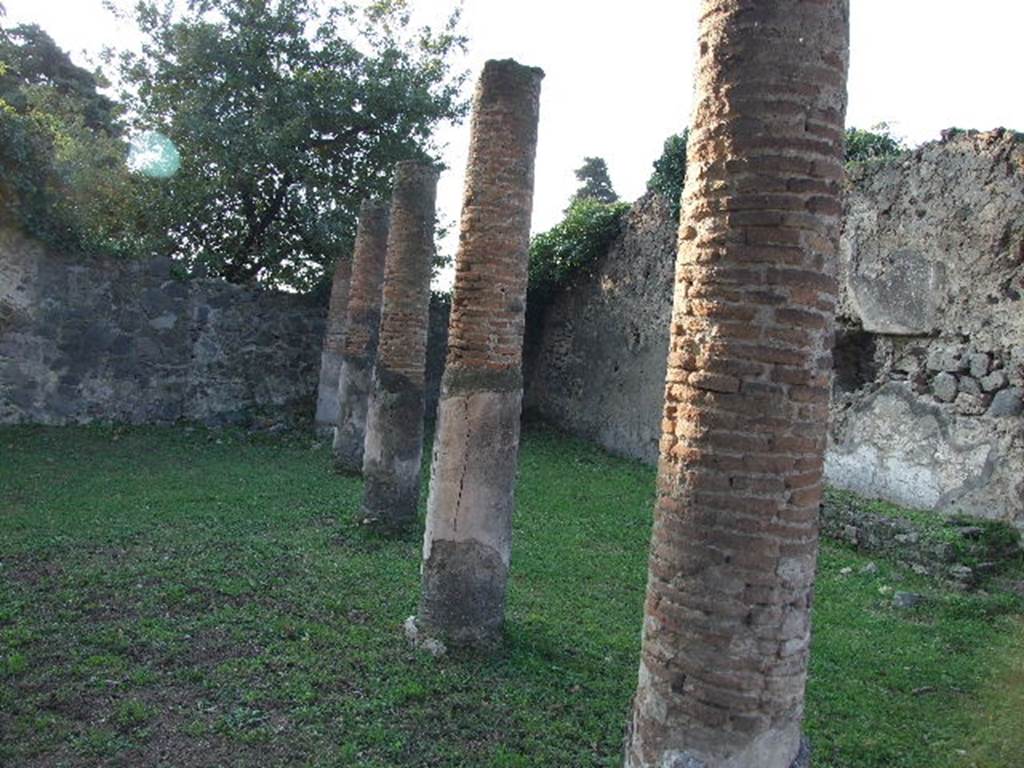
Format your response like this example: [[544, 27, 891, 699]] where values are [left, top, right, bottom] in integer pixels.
[[840, 128, 1024, 349]]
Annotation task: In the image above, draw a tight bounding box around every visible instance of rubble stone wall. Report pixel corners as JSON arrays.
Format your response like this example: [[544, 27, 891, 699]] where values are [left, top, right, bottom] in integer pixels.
[[0, 228, 327, 427], [526, 131, 1024, 528], [0, 228, 450, 429], [828, 130, 1024, 525]]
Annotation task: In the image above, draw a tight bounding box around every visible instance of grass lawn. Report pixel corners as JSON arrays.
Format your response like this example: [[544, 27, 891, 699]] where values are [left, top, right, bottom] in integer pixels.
[[1, 424, 1022, 767]]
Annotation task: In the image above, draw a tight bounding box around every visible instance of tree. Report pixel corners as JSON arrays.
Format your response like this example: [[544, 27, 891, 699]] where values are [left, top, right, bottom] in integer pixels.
[[114, 0, 467, 291], [0, 22, 143, 255], [646, 129, 687, 218], [525, 187, 629, 351], [624, 2, 849, 767], [570, 155, 617, 205], [0, 23, 118, 133]]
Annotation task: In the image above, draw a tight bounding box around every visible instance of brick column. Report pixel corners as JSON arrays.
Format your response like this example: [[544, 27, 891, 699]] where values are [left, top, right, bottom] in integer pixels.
[[313, 251, 352, 433], [413, 60, 544, 648], [624, 2, 848, 767], [360, 162, 438, 529], [332, 199, 389, 472]]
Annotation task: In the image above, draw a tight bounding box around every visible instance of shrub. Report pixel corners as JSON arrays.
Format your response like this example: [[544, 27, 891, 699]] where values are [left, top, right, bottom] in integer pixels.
[[845, 123, 907, 163], [527, 197, 630, 302], [646, 130, 688, 219]]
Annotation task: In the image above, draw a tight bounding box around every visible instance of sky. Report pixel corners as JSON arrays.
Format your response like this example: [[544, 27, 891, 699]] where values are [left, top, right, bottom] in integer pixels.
[[5, 0, 1024, 284]]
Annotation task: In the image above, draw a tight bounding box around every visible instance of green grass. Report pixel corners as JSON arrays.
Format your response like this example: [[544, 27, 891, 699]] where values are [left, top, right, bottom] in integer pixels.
[[1, 424, 1021, 767]]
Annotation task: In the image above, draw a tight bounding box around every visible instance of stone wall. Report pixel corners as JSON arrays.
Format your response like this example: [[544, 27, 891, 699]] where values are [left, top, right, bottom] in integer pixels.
[[1, 228, 326, 427], [0, 227, 450, 429], [524, 193, 677, 461], [828, 130, 1023, 523], [526, 130, 1024, 529]]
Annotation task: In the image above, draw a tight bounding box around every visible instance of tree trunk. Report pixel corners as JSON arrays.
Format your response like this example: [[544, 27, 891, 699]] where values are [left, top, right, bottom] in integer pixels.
[[625, 2, 848, 767]]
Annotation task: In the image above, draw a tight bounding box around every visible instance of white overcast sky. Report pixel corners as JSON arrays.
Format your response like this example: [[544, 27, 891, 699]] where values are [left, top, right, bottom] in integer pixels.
[[5, 0, 1024, 278]]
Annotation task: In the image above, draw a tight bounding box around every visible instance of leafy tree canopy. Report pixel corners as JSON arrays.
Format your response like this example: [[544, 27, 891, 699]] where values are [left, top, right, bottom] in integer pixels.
[[646, 129, 687, 219], [845, 122, 906, 163], [0, 22, 142, 254], [112, 0, 468, 291], [1, 23, 119, 132], [570, 155, 617, 206]]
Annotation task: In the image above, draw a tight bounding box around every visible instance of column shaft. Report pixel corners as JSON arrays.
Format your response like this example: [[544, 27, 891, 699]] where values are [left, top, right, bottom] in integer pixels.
[[333, 199, 389, 472], [313, 252, 351, 432], [625, 2, 849, 766], [360, 162, 438, 529], [416, 59, 544, 647]]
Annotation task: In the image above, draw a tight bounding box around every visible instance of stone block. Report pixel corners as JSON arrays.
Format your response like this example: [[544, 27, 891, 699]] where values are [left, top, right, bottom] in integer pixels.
[[988, 388, 1022, 418], [926, 346, 966, 373], [954, 392, 988, 416], [148, 312, 178, 331], [957, 375, 981, 396], [930, 371, 957, 402], [967, 352, 990, 378], [892, 591, 924, 609], [980, 370, 1007, 392], [848, 249, 946, 335]]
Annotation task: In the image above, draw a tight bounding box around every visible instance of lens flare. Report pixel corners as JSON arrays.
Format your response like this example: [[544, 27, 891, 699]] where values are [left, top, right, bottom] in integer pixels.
[[127, 131, 181, 178]]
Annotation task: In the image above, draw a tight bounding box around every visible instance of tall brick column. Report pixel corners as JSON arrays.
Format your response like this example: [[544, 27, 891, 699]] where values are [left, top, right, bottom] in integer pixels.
[[313, 252, 352, 432], [413, 60, 543, 648], [360, 161, 438, 529], [332, 199, 389, 472], [625, 2, 848, 767]]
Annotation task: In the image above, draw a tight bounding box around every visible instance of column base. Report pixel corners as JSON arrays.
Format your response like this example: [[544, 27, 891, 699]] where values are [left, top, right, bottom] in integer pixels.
[[403, 616, 447, 657], [625, 732, 811, 768], [790, 735, 811, 768]]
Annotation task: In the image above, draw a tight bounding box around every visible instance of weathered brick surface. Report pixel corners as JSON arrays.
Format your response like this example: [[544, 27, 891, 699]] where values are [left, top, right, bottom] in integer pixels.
[[625, 3, 849, 767], [415, 59, 543, 648], [361, 162, 438, 528], [313, 250, 352, 430], [332, 200, 389, 471], [441, 61, 544, 387], [322, 257, 352, 358]]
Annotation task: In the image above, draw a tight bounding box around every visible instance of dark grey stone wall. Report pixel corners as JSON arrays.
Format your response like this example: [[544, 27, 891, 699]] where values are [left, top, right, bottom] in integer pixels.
[[1, 227, 448, 430], [1, 228, 325, 427], [525, 131, 1024, 530]]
